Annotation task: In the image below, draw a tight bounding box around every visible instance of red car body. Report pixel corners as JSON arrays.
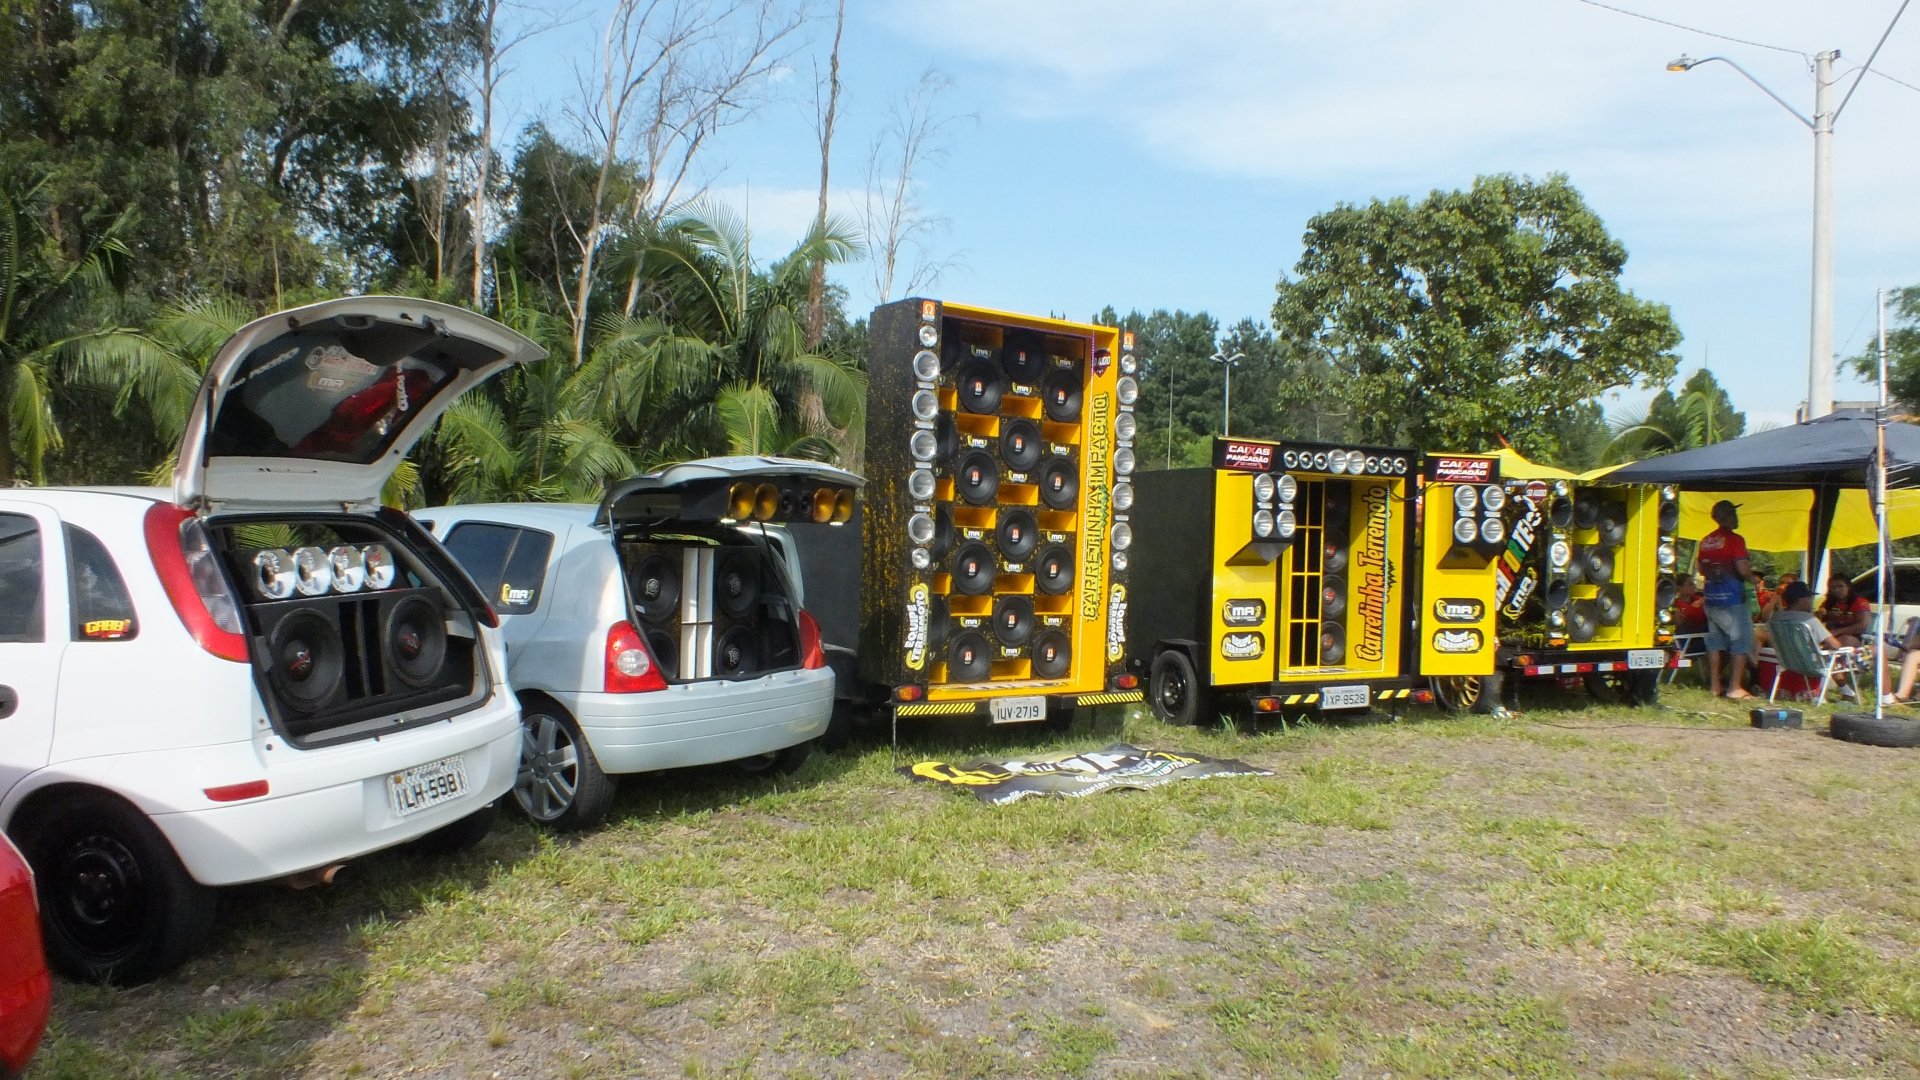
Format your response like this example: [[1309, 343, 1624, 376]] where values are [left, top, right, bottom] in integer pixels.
[[0, 833, 50, 1078]]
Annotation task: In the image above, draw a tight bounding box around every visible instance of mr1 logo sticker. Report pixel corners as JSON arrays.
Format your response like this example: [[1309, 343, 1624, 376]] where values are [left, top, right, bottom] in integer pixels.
[[1222, 632, 1266, 660], [1222, 598, 1266, 626], [1432, 598, 1484, 623]]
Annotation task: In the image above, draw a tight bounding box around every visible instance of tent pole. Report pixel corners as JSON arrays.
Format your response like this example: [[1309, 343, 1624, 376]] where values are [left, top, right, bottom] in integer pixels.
[[1875, 289, 1890, 718]]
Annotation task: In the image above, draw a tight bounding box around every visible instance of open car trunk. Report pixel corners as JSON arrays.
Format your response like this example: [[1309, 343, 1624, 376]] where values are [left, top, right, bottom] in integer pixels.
[[211, 512, 495, 748], [599, 455, 862, 684]]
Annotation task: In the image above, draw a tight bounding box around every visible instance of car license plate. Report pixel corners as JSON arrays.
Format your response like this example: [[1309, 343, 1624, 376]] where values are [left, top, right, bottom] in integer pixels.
[[1626, 649, 1667, 670], [388, 755, 468, 818], [989, 695, 1047, 724], [1320, 684, 1371, 710]]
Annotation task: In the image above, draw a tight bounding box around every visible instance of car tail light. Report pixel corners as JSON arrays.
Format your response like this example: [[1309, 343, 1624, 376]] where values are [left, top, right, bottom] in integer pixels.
[[1116, 673, 1139, 689], [604, 621, 666, 693], [896, 685, 924, 702], [797, 609, 826, 670], [144, 503, 248, 662]]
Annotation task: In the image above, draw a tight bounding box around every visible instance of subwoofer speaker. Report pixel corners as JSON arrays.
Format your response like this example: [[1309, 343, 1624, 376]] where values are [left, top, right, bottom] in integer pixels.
[[932, 504, 955, 559], [1000, 332, 1047, 384], [1035, 545, 1073, 595], [1578, 545, 1615, 583], [711, 548, 774, 678], [955, 449, 1000, 505], [1320, 578, 1347, 620], [1596, 584, 1626, 626], [264, 604, 346, 712], [957, 358, 1004, 414], [645, 625, 680, 680], [1036, 454, 1078, 510], [1041, 369, 1082, 422], [1000, 418, 1043, 472], [1031, 629, 1071, 679], [381, 592, 448, 690], [951, 542, 997, 595], [714, 550, 764, 620], [1319, 623, 1346, 665], [948, 629, 992, 682], [714, 623, 763, 678], [1573, 496, 1600, 531], [992, 595, 1036, 647], [629, 549, 681, 623], [1569, 600, 1599, 642], [1322, 540, 1349, 576], [934, 413, 959, 464], [996, 508, 1039, 561], [1597, 503, 1628, 548]]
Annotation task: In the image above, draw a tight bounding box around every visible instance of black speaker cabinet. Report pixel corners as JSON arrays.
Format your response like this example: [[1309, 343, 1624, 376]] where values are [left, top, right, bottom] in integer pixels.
[[710, 548, 780, 678]]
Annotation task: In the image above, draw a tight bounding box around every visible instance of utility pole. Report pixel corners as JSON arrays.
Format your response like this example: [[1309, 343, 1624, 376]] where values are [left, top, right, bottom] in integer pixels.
[[1211, 350, 1244, 435], [1809, 49, 1837, 418]]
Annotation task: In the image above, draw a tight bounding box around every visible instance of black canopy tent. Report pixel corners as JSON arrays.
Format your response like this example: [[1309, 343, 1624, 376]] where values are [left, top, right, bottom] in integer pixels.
[[1605, 409, 1920, 569]]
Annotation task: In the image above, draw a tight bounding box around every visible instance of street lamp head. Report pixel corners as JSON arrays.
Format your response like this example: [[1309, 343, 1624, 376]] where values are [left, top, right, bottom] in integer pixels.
[[1666, 55, 1698, 72]]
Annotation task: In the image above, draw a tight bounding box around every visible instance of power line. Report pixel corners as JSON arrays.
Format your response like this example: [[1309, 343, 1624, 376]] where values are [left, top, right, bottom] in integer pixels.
[[1863, 65, 1920, 94], [1837, 0, 1914, 117], [1574, 0, 1809, 60]]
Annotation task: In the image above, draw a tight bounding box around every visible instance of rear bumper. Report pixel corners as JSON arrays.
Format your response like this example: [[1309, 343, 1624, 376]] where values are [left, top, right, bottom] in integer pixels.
[[1243, 677, 1418, 713], [570, 667, 834, 774], [890, 688, 1144, 722], [148, 697, 521, 886], [1508, 647, 1683, 677]]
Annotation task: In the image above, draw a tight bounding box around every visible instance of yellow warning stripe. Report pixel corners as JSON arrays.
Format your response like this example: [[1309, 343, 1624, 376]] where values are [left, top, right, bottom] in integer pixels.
[[1374, 688, 1412, 701], [1074, 691, 1144, 706], [894, 702, 979, 717]]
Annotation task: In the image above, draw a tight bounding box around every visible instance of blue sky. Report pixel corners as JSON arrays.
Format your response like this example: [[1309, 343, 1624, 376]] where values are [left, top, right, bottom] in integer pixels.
[[504, 0, 1920, 431]]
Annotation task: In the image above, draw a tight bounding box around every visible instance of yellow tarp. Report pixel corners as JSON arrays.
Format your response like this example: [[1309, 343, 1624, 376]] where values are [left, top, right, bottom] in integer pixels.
[[1496, 448, 1920, 551], [1675, 489, 1920, 551]]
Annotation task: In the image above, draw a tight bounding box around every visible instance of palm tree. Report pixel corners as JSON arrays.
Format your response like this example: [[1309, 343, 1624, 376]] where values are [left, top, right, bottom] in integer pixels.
[[0, 182, 129, 484], [600, 201, 867, 464], [1603, 369, 1747, 463], [426, 277, 637, 503]]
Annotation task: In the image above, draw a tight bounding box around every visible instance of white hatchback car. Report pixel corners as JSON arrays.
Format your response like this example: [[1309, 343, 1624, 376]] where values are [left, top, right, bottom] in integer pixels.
[[415, 457, 857, 830], [0, 297, 542, 982]]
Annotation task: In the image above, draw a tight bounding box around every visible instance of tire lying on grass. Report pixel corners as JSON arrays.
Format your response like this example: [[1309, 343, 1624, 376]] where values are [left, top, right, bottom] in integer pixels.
[[1829, 711, 1920, 748]]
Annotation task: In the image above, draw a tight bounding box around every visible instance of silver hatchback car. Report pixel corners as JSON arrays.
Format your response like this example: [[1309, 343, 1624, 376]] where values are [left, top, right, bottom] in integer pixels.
[[415, 458, 860, 830]]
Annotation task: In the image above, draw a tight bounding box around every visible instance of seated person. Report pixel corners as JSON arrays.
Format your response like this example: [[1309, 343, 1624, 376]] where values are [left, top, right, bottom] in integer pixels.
[[1673, 576, 1708, 634], [1769, 580, 1859, 699], [1817, 574, 1871, 647], [1752, 572, 1773, 616], [1762, 572, 1798, 619]]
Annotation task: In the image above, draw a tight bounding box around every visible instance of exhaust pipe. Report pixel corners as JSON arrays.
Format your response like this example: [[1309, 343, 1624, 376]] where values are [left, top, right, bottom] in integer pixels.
[[285, 863, 346, 890]]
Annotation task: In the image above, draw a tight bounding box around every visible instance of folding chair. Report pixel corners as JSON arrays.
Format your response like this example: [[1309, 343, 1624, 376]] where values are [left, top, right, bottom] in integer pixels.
[[1766, 618, 1862, 706], [1662, 633, 1707, 685]]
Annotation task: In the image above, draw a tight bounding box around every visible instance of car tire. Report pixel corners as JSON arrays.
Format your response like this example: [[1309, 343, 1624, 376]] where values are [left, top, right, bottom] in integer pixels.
[[1149, 650, 1200, 727], [1830, 711, 1920, 748], [736, 741, 812, 776], [17, 791, 217, 984], [1583, 670, 1659, 707], [514, 699, 617, 831], [406, 802, 496, 856]]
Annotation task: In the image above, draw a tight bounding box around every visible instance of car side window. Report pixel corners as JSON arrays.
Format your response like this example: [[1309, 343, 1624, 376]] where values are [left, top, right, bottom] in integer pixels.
[[0, 514, 44, 643], [442, 522, 554, 614], [66, 524, 138, 641]]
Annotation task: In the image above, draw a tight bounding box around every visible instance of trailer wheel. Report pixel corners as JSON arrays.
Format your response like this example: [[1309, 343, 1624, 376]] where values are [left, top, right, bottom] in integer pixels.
[[1431, 676, 1482, 714], [1583, 669, 1659, 707], [1150, 651, 1200, 727]]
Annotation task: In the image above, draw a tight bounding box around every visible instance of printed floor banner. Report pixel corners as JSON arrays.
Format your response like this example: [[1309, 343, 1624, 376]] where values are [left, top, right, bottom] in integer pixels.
[[902, 743, 1272, 805]]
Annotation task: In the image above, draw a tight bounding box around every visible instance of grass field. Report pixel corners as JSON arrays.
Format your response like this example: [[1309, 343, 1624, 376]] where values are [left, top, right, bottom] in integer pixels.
[[26, 686, 1920, 1079]]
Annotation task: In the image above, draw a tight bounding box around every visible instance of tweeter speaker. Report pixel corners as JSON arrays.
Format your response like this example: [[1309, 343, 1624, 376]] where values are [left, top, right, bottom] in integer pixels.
[[1545, 579, 1572, 610], [1654, 577, 1678, 610], [1549, 496, 1575, 528], [1658, 502, 1680, 533]]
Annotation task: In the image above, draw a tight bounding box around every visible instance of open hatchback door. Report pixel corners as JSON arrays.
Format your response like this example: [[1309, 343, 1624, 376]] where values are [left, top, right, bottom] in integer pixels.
[[598, 456, 864, 529], [174, 296, 546, 511]]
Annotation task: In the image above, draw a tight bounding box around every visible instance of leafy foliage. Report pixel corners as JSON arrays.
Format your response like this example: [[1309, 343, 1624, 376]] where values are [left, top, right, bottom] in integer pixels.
[[1848, 285, 1920, 413], [1272, 173, 1681, 456], [1604, 368, 1746, 463]]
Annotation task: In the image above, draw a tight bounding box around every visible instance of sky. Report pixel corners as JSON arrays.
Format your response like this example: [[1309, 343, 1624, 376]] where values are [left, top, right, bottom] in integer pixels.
[[502, 0, 1920, 432]]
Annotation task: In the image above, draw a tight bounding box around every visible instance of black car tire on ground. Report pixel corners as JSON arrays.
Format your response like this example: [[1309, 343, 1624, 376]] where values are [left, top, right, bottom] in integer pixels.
[[514, 697, 618, 830], [736, 741, 813, 776], [18, 789, 217, 983], [1829, 711, 1920, 748], [1150, 650, 1200, 727], [1583, 669, 1659, 707]]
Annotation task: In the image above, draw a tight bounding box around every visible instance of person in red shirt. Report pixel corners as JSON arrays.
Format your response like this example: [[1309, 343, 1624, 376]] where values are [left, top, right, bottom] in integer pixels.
[[1697, 500, 1754, 698], [1817, 574, 1872, 647], [1673, 575, 1707, 634]]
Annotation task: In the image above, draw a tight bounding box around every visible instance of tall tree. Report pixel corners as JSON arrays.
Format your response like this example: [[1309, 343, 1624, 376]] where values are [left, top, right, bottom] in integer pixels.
[[1272, 173, 1682, 457], [861, 69, 965, 303], [1849, 284, 1920, 412], [1603, 367, 1746, 462], [1093, 308, 1220, 470], [805, 0, 846, 349]]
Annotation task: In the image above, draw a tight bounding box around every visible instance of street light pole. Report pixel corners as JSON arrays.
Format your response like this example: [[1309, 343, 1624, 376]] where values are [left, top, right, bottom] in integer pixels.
[[1211, 350, 1244, 435], [1669, 50, 1842, 419]]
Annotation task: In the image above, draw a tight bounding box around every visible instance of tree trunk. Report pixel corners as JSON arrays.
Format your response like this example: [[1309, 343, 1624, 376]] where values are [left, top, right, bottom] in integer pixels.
[[804, 0, 844, 351]]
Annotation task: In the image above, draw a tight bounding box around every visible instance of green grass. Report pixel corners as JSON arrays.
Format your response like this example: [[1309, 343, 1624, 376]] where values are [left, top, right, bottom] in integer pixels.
[[33, 688, 1920, 1078]]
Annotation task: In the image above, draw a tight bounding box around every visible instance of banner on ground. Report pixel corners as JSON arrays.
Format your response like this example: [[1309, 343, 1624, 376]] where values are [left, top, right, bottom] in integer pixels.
[[902, 743, 1271, 805]]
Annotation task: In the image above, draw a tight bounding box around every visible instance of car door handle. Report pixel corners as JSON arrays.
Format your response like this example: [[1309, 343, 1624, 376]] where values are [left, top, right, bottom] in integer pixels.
[[0, 685, 16, 720]]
